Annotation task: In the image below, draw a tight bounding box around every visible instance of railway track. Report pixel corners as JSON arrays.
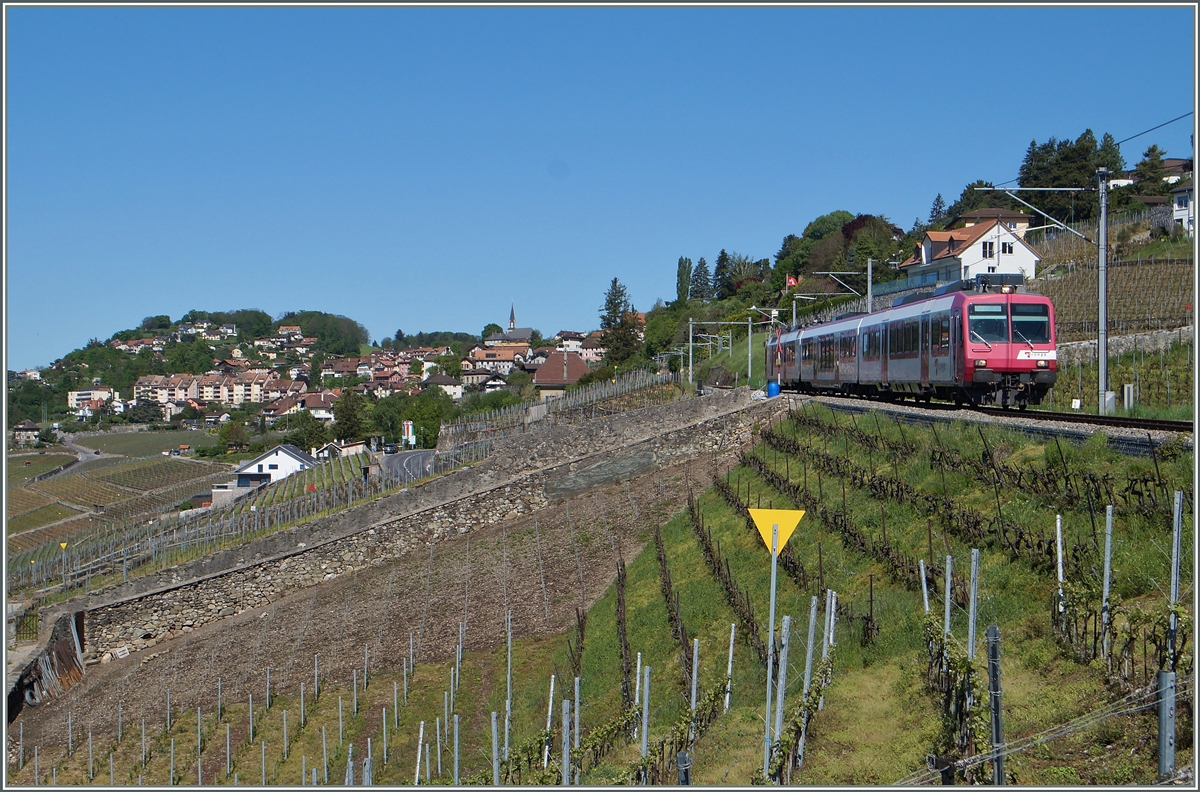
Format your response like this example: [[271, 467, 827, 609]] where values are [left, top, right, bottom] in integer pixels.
[[804, 393, 1192, 457], [971, 406, 1193, 434]]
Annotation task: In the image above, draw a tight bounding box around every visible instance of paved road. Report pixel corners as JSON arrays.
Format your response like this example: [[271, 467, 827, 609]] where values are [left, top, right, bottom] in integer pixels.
[[378, 448, 434, 484]]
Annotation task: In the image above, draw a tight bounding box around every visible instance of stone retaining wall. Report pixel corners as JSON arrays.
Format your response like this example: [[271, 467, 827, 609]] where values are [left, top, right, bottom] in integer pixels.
[[1056, 326, 1192, 368], [83, 391, 787, 660]]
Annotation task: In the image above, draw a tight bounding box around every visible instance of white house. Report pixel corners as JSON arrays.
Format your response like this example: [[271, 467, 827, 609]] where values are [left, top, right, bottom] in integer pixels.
[[899, 219, 1041, 285], [1171, 178, 1193, 237], [231, 444, 319, 488]]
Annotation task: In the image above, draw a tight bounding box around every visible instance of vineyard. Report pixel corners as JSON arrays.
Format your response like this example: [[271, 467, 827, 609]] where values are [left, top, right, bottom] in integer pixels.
[[1044, 330, 1194, 416], [1028, 258, 1193, 342], [6, 456, 234, 555], [8, 397, 1193, 785]]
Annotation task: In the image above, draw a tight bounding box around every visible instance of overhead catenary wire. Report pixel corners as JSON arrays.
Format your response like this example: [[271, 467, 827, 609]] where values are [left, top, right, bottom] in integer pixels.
[[991, 111, 1194, 188]]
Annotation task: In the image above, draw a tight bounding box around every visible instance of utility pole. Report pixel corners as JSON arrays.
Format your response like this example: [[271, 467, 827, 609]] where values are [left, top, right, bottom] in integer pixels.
[[1097, 168, 1111, 414], [748, 316, 753, 386], [688, 318, 693, 384], [866, 258, 874, 314]]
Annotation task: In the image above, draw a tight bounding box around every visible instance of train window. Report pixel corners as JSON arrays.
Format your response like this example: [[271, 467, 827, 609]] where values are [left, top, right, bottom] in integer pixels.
[[1011, 303, 1051, 344], [968, 304, 1008, 344]]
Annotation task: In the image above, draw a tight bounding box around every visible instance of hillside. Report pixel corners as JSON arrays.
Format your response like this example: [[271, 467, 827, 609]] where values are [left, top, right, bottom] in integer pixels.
[[8, 396, 1192, 785]]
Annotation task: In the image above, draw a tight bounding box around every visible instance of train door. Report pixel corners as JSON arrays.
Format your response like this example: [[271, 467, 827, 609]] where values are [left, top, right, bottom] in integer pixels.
[[920, 314, 930, 390], [951, 311, 962, 383], [880, 321, 889, 389]]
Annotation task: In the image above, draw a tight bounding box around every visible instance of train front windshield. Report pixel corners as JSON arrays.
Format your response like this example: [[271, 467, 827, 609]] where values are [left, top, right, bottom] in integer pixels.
[[1011, 303, 1051, 344], [968, 304, 1008, 344]]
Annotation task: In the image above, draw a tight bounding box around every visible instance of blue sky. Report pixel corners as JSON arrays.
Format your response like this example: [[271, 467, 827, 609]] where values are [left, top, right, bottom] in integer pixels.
[[5, 5, 1195, 371]]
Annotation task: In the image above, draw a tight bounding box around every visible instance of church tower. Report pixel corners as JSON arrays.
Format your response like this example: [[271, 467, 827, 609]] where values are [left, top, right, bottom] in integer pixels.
[[508, 304, 516, 333]]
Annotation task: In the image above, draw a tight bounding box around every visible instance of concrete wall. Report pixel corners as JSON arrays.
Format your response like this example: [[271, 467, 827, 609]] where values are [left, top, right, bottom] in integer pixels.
[[82, 389, 788, 660]]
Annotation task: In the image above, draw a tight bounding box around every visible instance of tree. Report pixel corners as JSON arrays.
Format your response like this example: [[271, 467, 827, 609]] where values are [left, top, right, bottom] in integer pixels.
[[1133, 144, 1169, 195], [675, 257, 692, 306], [481, 323, 503, 342], [690, 258, 712, 300], [370, 394, 407, 443], [713, 250, 734, 299], [219, 420, 250, 450], [775, 234, 802, 264], [285, 410, 330, 453], [529, 329, 545, 349], [434, 354, 462, 378], [141, 315, 172, 331], [599, 278, 642, 365], [1097, 132, 1126, 177], [332, 389, 366, 442], [928, 194, 947, 227], [943, 180, 1013, 223]]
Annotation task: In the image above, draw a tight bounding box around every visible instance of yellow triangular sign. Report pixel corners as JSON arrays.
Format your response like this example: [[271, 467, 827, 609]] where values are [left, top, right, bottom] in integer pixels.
[[748, 508, 805, 556]]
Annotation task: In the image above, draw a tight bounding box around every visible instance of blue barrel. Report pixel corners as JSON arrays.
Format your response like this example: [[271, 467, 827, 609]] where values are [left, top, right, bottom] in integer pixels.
[[767, 381, 781, 398]]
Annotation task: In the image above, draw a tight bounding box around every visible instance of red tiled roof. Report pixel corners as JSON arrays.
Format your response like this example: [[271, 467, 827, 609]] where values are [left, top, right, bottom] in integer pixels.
[[533, 351, 591, 387]]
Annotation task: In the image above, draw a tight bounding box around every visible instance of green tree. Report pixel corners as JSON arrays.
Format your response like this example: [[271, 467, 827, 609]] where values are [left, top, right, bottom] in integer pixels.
[[944, 180, 1014, 222], [219, 420, 250, 450], [690, 258, 712, 300], [434, 354, 463, 378], [1097, 132, 1126, 177], [332, 389, 366, 441], [792, 210, 854, 274], [675, 257, 693, 306], [928, 194, 947, 227], [529, 329, 545, 349], [285, 410, 330, 453], [370, 394, 408, 442], [141, 315, 172, 331], [599, 278, 642, 365], [775, 234, 802, 264], [713, 250, 734, 299], [481, 323, 503, 342], [1133, 144, 1169, 195]]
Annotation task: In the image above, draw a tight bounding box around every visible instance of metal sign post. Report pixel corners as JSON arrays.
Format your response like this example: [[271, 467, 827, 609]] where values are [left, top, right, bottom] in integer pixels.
[[748, 508, 805, 778]]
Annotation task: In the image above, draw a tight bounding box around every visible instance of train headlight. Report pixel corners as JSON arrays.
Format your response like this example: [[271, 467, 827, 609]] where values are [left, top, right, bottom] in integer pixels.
[[1036, 360, 1049, 368], [974, 359, 987, 367]]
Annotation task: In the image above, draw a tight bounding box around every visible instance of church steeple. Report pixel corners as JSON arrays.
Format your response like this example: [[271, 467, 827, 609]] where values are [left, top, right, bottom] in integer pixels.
[[508, 304, 516, 333]]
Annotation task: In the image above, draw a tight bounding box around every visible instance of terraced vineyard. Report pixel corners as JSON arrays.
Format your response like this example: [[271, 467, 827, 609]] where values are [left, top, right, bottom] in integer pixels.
[[28, 476, 133, 508], [10, 401, 1193, 786], [7, 454, 235, 553], [90, 457, 227, 492], [1029, 258, 1192, 342]]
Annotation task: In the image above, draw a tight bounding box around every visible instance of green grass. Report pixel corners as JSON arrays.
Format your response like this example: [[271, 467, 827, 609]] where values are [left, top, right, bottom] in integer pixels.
[[6, 502, 82, 535], [74, 430, 218, 456], [7, 453, 76, 486]]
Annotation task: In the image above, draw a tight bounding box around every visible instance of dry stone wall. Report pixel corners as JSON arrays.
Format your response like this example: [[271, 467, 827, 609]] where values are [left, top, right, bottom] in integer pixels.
[[84, 389, 788, 660]]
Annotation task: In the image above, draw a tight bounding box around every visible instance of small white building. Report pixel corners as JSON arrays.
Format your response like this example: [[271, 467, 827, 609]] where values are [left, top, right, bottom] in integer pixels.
[[899, 218, 1041, 284], [231, 444, 319, 487], [1171, 178, 1193, 237]]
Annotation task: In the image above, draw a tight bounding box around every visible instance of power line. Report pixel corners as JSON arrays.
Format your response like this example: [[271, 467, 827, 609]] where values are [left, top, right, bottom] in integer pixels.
[[992, 112, 1194, 188], [1116, 111, 1194, 147]]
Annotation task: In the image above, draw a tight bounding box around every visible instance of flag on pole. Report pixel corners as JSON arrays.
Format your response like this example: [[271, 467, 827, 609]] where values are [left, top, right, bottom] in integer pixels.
[[786, 275, 798, 287]]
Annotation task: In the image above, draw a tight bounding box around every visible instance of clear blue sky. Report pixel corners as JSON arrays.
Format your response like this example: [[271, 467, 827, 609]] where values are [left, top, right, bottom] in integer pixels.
[[5, 5, 1195, 371]]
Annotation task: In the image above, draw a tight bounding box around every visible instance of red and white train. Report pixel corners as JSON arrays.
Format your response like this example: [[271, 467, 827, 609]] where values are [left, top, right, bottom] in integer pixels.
[[765, 276, 1058, 408]]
